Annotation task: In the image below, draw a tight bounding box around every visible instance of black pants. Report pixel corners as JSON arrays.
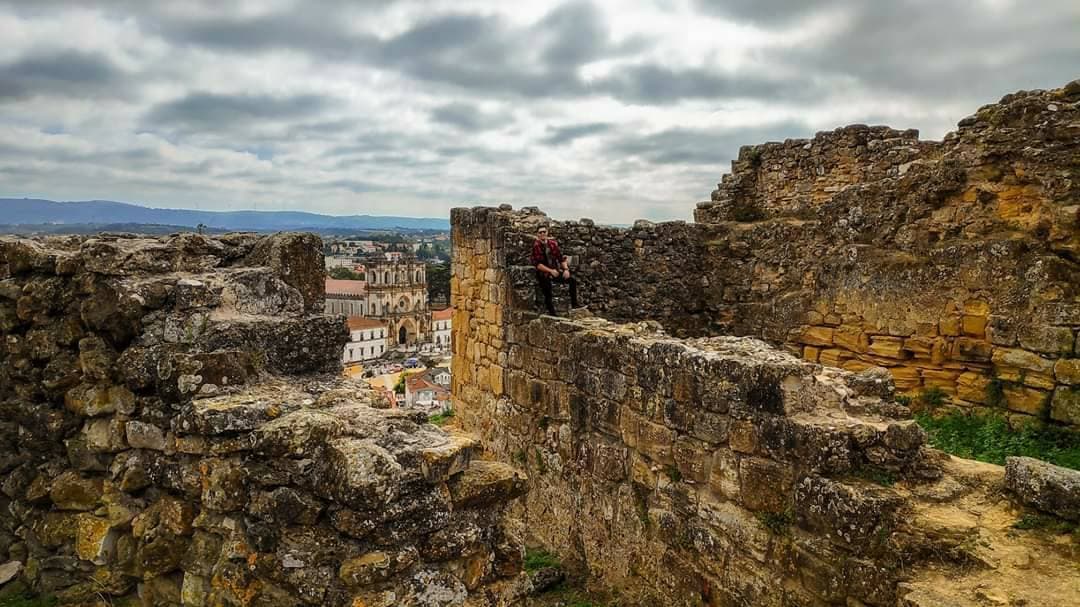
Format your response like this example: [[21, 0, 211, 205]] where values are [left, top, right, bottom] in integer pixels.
[[537, 272, 578, 315]]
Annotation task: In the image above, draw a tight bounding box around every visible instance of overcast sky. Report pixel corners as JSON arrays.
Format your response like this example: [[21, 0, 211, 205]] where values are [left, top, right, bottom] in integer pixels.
[[0, 1, 1077, 222]]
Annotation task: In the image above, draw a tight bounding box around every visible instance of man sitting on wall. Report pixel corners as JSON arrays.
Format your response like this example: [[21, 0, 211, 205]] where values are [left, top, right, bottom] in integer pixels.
[[531, 225, 579, 315]]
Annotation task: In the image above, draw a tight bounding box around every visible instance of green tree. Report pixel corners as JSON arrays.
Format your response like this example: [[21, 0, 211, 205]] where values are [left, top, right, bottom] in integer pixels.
[[328, 267, 364, 280], [426, 263, 450, 303]]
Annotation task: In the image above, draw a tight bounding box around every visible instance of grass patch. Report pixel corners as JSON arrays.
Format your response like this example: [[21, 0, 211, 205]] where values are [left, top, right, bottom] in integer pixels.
[[756, 510, 794, 536], [985, 378, 1006, 408], [524, 548, 561, 572], [427, 408, 454, 426], [0, 594, 58, 607], [1012, 513, 1078, 536], [919, 386, 947, 410], [916, 411, 1080, 470], [663, 464, 682, 483]]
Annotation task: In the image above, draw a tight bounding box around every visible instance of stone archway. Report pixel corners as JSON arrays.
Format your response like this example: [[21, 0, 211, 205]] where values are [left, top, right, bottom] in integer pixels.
[[397, 318, 417, 345]]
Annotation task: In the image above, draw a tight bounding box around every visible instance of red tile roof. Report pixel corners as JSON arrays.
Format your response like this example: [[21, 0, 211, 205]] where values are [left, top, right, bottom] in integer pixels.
[[431, 307, 453, 321], [346, 317, 386, 331], [325, 279, 367, 296]]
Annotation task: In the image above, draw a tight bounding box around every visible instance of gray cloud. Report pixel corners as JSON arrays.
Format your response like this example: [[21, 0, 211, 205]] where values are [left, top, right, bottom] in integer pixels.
[[767, 1, 1080, 103], [324, 178, 385, 193], [144, 92, 335, 133], [694, 0, 840, 25], [593, 64, 810, 105], [430, 102, 511, 131], [156, 11, 377, 59], [541, 122, 613, 145], [0, 50, 129, 101], [607, 122, 809, 165]]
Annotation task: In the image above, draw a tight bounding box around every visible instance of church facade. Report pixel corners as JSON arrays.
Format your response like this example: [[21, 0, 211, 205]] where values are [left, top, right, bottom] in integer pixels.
[[325, 256, 430, 348]]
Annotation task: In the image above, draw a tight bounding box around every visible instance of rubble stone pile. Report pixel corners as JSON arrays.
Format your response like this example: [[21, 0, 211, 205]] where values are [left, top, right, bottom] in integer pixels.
[[0, 233, 527, 606]]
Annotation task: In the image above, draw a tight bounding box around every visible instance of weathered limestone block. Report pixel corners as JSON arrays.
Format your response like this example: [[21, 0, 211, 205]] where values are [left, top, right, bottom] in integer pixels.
[[1017, 324, 1075, 355], [125, 421, 167, 451], [447, 460, 528, 508], [1003, 384, 1049, 416], [868, 336, 907, 359], [1051, 387, 1080, 425], [1054, 358, 1080, 385], [794, 476, 903, 549], [324, 438, 404, 509], [64, 384, 136, 417], [1005, 456, 1080, 521], [738, 457, 794, 512], [991, 347, 1056, 375], [800, 326, 835, 347], [49, 472, 104, 511]]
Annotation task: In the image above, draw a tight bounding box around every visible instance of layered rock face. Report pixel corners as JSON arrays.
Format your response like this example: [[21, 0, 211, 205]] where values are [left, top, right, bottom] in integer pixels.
[[0, 233, 527, 606], [486, 81, 1080, 428]]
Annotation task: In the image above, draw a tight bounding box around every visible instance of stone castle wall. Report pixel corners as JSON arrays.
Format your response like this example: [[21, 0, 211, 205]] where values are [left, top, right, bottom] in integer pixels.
[[697, 126, 940, 223], [451, 80, 1080, 607], [452, 204, 1080, 607], [697, 83, 1080, 426], [0, 234, 527, 606], [490, 81, 1080, 427]]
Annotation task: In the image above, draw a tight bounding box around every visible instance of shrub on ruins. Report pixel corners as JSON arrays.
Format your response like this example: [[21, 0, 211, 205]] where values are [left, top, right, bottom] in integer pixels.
[[917, 411, 1080, 470]]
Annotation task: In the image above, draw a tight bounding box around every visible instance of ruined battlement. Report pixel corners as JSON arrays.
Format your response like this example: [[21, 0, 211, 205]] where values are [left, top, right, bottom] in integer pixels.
[[451, 79, 1080, 606], [0, 233, 528, 606]]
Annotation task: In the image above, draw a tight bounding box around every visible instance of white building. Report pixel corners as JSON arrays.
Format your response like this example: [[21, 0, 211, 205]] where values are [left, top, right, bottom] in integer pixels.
[[343, 317, 388, 366], [431, 307, 453, 351], [325, 255, 362, 269], [405, 373, 451, 414]]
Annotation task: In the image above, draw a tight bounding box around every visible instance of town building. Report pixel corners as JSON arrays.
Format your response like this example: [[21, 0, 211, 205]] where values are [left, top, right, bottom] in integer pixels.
[[431, 307, 453, 351], [343, 317, 388, 366], [325, 255, 363, 269], [330, 240, 380, 255], [404, 372, 451, 414], [325, 256, 429, 348], [325, 279, 368, 316]]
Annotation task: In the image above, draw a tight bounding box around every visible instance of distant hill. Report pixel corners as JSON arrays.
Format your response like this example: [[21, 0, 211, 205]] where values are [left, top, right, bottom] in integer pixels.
[[0, 199, 450, 233]]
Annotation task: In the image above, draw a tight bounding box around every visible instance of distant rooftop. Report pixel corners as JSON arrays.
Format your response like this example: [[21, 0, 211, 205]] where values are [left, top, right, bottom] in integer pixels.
[[326, 278, 367, 296], [347, 316, 386, 331]]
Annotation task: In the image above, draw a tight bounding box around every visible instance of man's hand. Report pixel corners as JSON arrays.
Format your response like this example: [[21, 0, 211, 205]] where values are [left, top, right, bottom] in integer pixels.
[[561, 269, 570, 279], [549, 268, 560, 277]]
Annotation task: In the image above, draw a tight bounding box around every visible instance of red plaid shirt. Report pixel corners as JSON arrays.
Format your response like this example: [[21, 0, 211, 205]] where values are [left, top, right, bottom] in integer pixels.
[[530, 238, 564, 271]]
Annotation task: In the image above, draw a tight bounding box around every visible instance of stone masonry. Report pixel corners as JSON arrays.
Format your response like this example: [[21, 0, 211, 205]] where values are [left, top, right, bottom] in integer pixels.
[[452, 79, 1080, 607], [0, 233, 528, 606]]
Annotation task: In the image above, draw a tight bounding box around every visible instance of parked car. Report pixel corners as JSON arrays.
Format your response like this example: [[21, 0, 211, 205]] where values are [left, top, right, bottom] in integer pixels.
[[404, 358, 419, 368]]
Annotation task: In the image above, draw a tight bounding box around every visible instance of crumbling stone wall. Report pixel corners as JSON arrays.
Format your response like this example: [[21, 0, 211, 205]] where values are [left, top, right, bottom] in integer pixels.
[[698, 126, 939, 223], [486, 81, 1080, 428], [694, 82, 1080, 425], [0, 234, 527, 606], [452, 206, 1080, 607], [493, 207, 713, 336]]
